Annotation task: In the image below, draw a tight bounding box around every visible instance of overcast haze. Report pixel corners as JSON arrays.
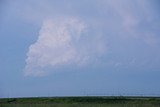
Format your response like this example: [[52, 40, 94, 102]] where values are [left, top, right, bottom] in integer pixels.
[[0, 0, 160, 98]]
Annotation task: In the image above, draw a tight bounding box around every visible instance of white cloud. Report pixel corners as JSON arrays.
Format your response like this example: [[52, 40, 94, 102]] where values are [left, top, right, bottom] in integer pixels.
[[24, 17, 107, 76], [22, 0, 160, 76]]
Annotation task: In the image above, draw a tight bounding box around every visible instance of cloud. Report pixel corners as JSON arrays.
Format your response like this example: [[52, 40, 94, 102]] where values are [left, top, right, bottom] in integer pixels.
[[22, 0, 160, 76], [24, 17, 107, 76]]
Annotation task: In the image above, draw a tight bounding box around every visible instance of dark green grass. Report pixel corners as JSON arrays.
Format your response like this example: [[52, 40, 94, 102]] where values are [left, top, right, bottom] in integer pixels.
[[0, 96, 160, 107]]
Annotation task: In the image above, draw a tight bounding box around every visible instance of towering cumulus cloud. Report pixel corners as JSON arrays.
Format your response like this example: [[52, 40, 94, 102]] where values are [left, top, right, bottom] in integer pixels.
[[23, 0, 160, 77], [24, 17, 106, 76]]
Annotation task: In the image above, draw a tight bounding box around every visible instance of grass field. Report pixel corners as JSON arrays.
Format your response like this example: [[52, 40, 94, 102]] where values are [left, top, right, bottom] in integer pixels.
[[0, 96, 160, 107]]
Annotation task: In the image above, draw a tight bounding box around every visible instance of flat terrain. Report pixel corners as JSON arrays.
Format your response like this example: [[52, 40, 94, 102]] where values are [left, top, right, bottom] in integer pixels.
[[0, 96, 160, 107]]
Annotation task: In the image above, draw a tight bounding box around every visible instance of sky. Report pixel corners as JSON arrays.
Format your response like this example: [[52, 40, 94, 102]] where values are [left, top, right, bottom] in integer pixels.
[[0, 0, 160, 98]]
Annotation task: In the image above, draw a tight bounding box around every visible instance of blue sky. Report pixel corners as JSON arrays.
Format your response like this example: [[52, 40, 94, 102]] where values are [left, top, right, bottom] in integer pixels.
[[0, 0, 160, 98]]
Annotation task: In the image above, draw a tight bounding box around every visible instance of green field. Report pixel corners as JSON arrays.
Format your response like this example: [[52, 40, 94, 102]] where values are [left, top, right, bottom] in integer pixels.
[[0, 96, 160, 107]]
